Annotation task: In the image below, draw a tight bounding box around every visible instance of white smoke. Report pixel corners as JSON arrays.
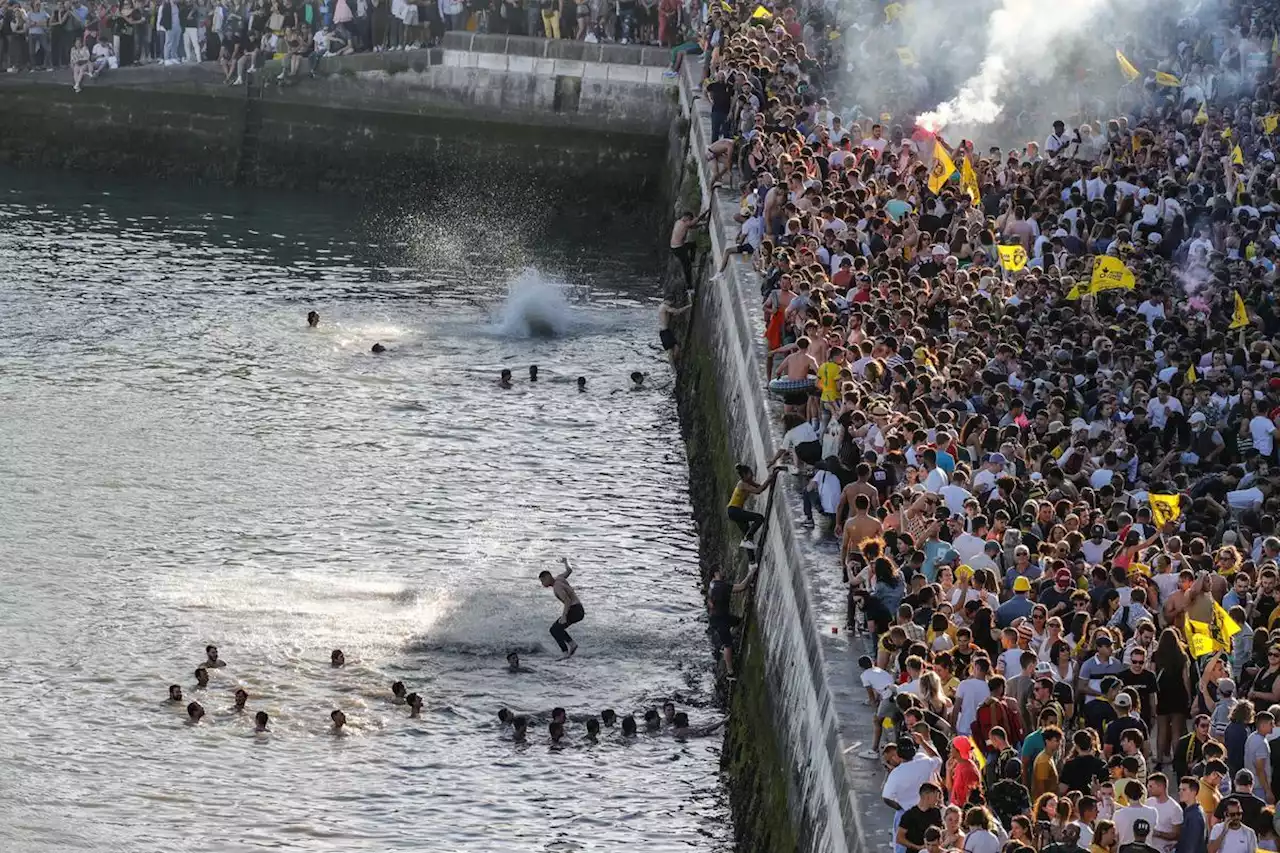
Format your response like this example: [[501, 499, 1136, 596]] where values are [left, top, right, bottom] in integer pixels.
[[916, 0, 1116, 133]]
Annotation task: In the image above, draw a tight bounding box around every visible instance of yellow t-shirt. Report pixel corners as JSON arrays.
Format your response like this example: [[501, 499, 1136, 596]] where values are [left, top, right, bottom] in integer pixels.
[[817, 361, 842, 402], [1198, 780, 1221, 814]]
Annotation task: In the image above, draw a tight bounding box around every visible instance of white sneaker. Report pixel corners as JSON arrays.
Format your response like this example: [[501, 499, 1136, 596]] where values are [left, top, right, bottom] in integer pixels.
[[232, 76, 243, 85], [858, 748, 879, 760], [73, 84, 81, 92]]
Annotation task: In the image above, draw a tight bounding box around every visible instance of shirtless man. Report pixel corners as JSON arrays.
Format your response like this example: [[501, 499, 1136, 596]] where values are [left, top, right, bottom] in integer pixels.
[[706, 137, 735, 187], [330, 709, 347, 734], [658, 295, 693, 364], [769, 335, 818, 392], [835, 463, 882, 531], [232, 688, 248, 712], [203, 645, 226, 669], [762, 275, 795, 376], [167, 685, 183, 703], [670, 209, 709, 289], [539, 557, 584, 658], [254, 711, 270, 733], [331, 649, 346, 667], [498, 369, 513, 389], [306, 311, 319, 328], [406, 693, 423, 719], [840, 494, 883, 569]]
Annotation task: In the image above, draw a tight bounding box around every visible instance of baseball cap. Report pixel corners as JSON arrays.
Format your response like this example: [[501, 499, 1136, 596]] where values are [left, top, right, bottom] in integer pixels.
[[1218, 678, 1236, 696], [1013, 576, 1031, 593], [987, 452, 1008, 465], [1114, 692, 1133, 709], [1055, 568, 1072, 584], [1190, 412, 1207, 424]]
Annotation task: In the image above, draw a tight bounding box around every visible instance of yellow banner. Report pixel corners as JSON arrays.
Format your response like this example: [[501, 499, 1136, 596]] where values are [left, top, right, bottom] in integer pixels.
[[751, 4, 772, 18], [1155, 71, 1181, 87], [1185, 603, 1241, 658], [997, 244, 1027, 272], [1186, 365, 1198, 384], [960, 155, 981, 206], [1089, 255, 1136, 294], [1116, 50, 1141, 81], [1195, 102, 1208, 125], [1233, 145, 1245, 165], [928, 140, 955, 194], [1229, 291, 1250, 330], [1264, 114, 1279, 135], [1149, 493, 1182, 528]]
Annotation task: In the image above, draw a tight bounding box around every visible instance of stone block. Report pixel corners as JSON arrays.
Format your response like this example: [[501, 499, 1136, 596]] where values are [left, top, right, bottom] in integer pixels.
[[470, 33, 510, 54], [606, 64, 649, 84], [599, 44, 642, 65], [544, 39, 587, 61], [581, 62, 610, 80], [507, 55, 536, 74], [440, 30, 474, 51], [504, 35, 544, 57], [551, 59, 585, 77], [476, 52, 510, 71]]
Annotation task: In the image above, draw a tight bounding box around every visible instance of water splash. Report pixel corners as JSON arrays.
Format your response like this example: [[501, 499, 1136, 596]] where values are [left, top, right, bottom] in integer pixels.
[[489, 268, 578, 339]]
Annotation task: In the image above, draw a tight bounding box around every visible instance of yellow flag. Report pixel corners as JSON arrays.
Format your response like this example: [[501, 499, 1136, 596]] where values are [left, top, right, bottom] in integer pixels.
[[1082, 255, 1136, 297], [1222, 128, 1234, 140], [1186, 364, 1198, 384], [1116, 50, 1141, 81], [1149, 493, 1182, 528], [750, 4, 772, 18], [884, 2, 903, 21], [1229, 291, 1250, 330], [1185, 602, 1241, 658], [928, 140, 956, 194], [997, 244, 1028, 272], [1232, 145, 1245, 165], [896, 46, 917, 66], [1065, 280, 1092, 300], [1195, 102, 1208, 125], [1155, 71, 1181, 87], [960, 155, 981, 206], [1264, 114, 1280, 135]]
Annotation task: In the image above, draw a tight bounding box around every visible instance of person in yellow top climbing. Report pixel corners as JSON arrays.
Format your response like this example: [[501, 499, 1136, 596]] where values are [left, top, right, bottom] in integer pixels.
[[816, 345, 847, 421], [727, 463, 780, 552]]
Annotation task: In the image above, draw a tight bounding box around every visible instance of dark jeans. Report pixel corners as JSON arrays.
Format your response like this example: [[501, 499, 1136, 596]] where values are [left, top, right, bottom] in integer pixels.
[[670, 243, 694, 288], [549, 603, 584, 652], [802, 488, 827, 523], [726, 506, 764, 540], [710, 109, 730, 142]]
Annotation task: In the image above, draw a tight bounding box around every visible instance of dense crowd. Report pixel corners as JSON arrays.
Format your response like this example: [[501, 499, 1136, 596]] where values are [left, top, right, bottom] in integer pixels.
[[0, 0, 693, 90], [699, 1, 1280, 852]]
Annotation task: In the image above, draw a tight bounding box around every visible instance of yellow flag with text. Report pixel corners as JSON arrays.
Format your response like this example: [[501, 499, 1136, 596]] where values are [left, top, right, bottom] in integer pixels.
[[1149, 493, 1182, 528], [750, 4, 772, 18], [960, 155, 981, 206], [1089, 255, 1136, 295], [1229, 291, 1250, 330], [1155, 71, 1181, 87], [997, 245, 1028, 272], [1116, 50, 1141, 81], [928, 140, 956, 194], [1185, 602, 1241, 658]]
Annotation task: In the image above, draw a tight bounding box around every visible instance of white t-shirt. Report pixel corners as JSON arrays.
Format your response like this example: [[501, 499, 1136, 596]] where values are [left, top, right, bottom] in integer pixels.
[[1114, 803, 1161, 846], [1147, 397, 1184, 429], [963, 829, 1003, 853], [1144, 796, 1184, 853], [924, 467, 950, 494], [1138, 300, 1167, 326], [1209, 824, 1258, 853], [860, 666, 895, 700], [1249, 415, 1276, 456], [972, 469, 997, 495], [860, 137, 888, 155], [953, 678, 990, 735], [952, 532, 987, 562], [882, 754, 942, 810], [940, 484, 973, 516], [1228, 487, 1265, 511], [1081, 538, 1113, 565]]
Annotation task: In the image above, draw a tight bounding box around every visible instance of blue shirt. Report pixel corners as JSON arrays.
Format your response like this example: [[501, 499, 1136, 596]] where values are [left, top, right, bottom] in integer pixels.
[[1175, 803, 1206, 853], [996, 594, 1034, 629], [1004, 564, 1043, 593], [936, 450, 956, 475], [921, 540, 952, 583]]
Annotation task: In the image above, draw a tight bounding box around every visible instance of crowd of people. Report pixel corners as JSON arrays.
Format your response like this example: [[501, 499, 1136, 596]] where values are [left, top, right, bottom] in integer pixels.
[[0, 0, 698, 90], [687, 0, 1280, 852]]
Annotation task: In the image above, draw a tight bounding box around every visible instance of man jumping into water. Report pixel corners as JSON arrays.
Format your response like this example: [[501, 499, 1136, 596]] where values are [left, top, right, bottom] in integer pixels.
[[540, 557, 584, 658]]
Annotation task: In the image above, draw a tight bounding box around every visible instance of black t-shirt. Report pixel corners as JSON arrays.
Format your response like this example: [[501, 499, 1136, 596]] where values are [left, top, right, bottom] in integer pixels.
[[1214, 793, 1266, 828], [708, 579, 731, 620], [706, 80, 732, 114], [1105, 716, 1149, 755], [900, 805, 942, 848], [1120, 670, 1158, 719], [1082, 697, 1117, 734], [1059, 754, 1108, 794], [1117, 843, 1160, 853]]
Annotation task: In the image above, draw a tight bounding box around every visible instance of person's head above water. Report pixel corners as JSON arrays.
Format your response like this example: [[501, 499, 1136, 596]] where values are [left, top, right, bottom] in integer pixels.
[[630, 371, 644, 388], [187, 701, 204, 722], [529, 365, 538, 382], [331, 649, 345, 667], [406, 692, 423, 712], [601, 709, 617, 727], [330, 709, 347, 729], [168, 684, 183, 702], [662, 702, 676, 721], [586, 717, 601, 737], [538, 570, 555, 587], [549, 721, 565, 742], [371, 343, 386, 354], [205, 645, 219, 663], [391, 681, 407, 698], [498, 708, 513, 724], [254, 710, 269, 731], [673, 712, 690, 728], [620, 714, 637, 736], [577, 376, 586, 392], [643, 709, 661, 730], [194, 667, 209, 687], [499, 369, 512, 386], [233, 688, 248, 708], [306, 311, 319, 328], [551, 707, 566, 724], [506, 651, 520, 670]]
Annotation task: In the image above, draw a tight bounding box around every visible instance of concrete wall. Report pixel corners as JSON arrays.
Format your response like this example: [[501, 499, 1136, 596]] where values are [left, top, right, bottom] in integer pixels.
[[674, 63, 887, 853]]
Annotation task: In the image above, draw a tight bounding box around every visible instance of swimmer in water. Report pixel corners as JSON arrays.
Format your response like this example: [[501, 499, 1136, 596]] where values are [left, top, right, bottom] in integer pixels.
[[529, 365, 538, 382], [187, 702, 205, 725], [307, 311, 320, 328], [194, 667, 209, 689], [330, 709, 347, 733], [672, 712, 727, 738], [331, 649, 345, 668], [512, 715, 529, 743], [167, 685, 183, 703], [620, 714, 637, 736], [498, 708, 514, 726], [551, 707, 567, 726], [499, 369, 513, 389], [643, 709, 661, 731], [601, 709, 617, 727], [232, 688, 248, 712], [406, 693, 423, 718], [577, 376, 586, 393], [254, 711, 270, 733], [549, 721, 565, 744], [662, 702, 676, 726], [540, 557, 584, 658], [630, 371, 645, 389], [506, 651, 533, 673], [371, 343, 386, 354], [204, 645, 226, 668], [585, 717, 601, 740], [391, 681, 408, 705]]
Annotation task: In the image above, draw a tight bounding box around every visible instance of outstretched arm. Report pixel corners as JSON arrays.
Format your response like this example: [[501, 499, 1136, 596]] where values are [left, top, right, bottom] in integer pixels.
[[559, 557, 573, 579]]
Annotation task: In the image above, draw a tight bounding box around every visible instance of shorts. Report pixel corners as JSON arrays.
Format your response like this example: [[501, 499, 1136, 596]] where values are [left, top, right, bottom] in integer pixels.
[[710, 614, 740, 648], [659, 328, 677, 351], [735, 242, 755, 255]]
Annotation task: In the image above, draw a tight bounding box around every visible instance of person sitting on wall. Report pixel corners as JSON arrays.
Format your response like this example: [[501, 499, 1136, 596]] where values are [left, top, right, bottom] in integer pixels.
[[90, 34, 115, 75]]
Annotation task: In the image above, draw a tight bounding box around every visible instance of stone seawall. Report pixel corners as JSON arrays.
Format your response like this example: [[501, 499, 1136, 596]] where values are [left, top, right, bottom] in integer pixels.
[[670, 62, 891, 853]]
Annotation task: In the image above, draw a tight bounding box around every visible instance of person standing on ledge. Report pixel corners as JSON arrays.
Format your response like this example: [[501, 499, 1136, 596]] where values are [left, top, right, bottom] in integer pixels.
[[670, 209, 709, 290], [540, 557, 584, 658]]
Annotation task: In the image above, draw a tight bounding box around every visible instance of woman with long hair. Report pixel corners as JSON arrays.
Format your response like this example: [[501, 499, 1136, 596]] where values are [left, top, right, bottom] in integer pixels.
[[941, 804, 966, 850], [971, 605, 1000, 661], [1091, 820, 1117, 853], [866, 553, 904, 638], [920, 671, 952, 718], [1152, 628, 1192, 765]]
